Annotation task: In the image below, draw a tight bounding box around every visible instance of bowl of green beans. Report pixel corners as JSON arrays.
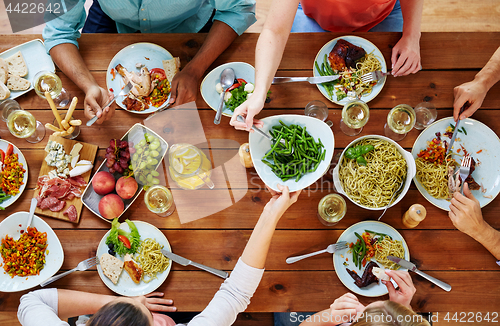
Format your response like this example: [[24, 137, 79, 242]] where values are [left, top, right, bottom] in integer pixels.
[[248, 115, 334, 192]]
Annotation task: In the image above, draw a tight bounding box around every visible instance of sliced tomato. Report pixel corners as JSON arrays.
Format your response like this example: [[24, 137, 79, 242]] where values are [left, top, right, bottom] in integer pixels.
[[236, 78, 247, 84], [118, 235, 131, 249], [226, 83, 241, 92], [150, 68, 166, 81], [6, 144, 13, 157], [109, 88, 114, 93], [0, 149, 5, 164]]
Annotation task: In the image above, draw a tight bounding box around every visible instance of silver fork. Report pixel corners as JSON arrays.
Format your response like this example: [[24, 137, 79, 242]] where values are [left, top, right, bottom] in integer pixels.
[[459, 154, 472, 195], [40, 256, 99, 287], [286, 242, 348, 264], [360, 70, 391, 84], [87, 81, 134, 126]]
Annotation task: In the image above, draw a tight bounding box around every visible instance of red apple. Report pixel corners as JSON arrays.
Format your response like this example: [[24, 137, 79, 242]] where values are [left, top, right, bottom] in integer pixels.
[[116, 176, 138, 200], [99, 194, 124, 219], [92, 171, 116, 195]]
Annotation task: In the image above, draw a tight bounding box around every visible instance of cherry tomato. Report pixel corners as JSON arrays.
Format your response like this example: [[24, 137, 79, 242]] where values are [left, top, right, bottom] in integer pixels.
[[109, 88, 114, 93], [150, 68, 166, 81], [118, 235, 131, 249], [0, 149, 5, 164], [6, 144, 13, 157]]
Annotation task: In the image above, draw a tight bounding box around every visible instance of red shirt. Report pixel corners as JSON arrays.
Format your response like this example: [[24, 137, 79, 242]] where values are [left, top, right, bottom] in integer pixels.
[[301, 0, 397, 32]]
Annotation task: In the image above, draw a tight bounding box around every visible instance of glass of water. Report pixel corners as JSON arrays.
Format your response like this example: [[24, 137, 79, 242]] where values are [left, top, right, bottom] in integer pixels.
[[414, 102, 437, 130], [305, 100, 333, 127]]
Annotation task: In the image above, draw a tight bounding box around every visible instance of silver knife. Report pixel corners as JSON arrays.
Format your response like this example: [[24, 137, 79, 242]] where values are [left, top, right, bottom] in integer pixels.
[[272, 76, 340, 84], [160, 249, 228, 279], [387, 255, 451, 292], [446, 102, 470, 155]]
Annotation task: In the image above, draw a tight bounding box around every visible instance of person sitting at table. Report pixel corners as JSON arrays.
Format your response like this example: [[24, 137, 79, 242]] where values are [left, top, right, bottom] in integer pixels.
[[229, 0, 423, 132], [276, 269, 429, 326], [449, 183, 500, 263], [17, 184, 301, 326], [453, 46, 500, 122], [42, 0, 256, 124]]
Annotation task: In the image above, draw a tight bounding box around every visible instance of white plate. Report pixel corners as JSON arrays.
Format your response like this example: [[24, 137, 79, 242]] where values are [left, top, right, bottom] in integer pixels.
[[96, 220, 172, 296], [0, 212, 64, 292], [248, 114, 334, 192], [106, 43, 173, 114], [313, 35, 387, 105], [201, 62, 255, 118], [412, 117, 500, 210], [0, 139, 28, 209], [0, 39, 55, 101], [333, 221, 410, 297]]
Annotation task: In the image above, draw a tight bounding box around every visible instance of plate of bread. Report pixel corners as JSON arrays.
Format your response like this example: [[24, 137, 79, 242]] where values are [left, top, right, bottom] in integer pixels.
[[0, 39, 55, 101], [96, 220, 172, 296]]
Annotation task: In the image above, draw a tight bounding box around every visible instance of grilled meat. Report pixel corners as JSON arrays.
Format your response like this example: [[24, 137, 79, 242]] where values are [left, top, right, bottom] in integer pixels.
[[328, 39, 366, 71], [115, 64, 151, 97], [346, 261, 380, 288]]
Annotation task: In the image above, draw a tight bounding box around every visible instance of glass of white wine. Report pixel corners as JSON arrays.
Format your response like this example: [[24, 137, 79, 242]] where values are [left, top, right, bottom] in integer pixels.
[[340, 99, 370, 136], [5, 107, 45, 143], [33, 70, 71, 108], [384, 104, 416, 141], [144, 185, 176, 217], [317, 194, 347, 226]]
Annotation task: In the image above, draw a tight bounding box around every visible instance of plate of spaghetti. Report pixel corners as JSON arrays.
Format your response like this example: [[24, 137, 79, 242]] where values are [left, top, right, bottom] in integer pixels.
[[333, 221, 409, 297], [313, 36, 387, 105], [412, 117, 500, 210]]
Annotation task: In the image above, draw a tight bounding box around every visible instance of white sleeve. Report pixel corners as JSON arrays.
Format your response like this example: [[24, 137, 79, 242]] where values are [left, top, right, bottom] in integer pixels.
[[18, 288, 69, 326], [185, 258, 264, 326]]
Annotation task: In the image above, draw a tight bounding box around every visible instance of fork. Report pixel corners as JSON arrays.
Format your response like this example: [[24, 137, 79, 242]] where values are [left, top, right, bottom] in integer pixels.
[[360, 70, 391, 84], [459, 154, 472, 195], [86, 81, 134, 126], [40, 256, 99, 287], [286, 242, 348, 264]]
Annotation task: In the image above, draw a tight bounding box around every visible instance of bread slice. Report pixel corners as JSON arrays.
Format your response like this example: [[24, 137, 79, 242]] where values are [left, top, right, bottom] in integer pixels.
[[162, 57, 181, 83], [100, 253, 124, 285], [123, 253, 143, 284], [0, 58, 8, 84], [0, 81, 10, 100], [5, 51, 28, 77], [372, 267, 390, 282], [7, 74, 30, 91]]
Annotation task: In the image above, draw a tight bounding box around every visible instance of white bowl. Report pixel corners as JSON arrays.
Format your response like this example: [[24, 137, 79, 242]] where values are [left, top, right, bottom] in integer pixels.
[[249, 114, 334, 192], [332, 135, 416, 210]]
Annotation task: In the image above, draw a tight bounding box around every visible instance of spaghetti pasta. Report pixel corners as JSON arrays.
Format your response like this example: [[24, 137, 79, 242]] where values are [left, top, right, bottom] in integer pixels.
[[339, 138, 407, 208], [374, 236, 405, 270], [415, 155, 454, 199], [135, 238, 170, 283]]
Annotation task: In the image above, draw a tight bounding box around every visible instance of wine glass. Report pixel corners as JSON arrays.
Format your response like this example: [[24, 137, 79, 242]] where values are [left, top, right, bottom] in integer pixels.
[[3, 105, 45, 143], [384, 104, 416, 141], [414, 102, 437, 130], [340, 99, 370, 136], [305, 100, 333, 127], [33, 70, 71, 109]]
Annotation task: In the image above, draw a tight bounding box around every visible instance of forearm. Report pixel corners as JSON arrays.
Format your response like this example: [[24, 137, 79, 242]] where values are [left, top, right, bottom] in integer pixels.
[[57, 289, 116, 320], [400, 0, 423, 39], [474, 223, 500, 260], [49, 43, 100, 94], [474, 47, 500, 91], [241, 210, 280, 269]]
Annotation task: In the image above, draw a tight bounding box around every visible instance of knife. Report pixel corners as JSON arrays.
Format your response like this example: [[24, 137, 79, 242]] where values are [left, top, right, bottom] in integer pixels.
[[445, 101, 470, 155], [387, 256, 451, 292], [160, 249, 228, 279], [272, 76, 340, 84]]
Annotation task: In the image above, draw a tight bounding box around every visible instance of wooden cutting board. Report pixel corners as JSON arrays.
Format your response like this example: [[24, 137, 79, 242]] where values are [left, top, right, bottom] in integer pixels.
[[34, 134, 98, 223]]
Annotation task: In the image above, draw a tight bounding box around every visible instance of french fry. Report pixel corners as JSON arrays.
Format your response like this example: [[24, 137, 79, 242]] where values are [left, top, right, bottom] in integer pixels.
[[63, 97, 78, 125], [61, 120, 70, 130], [45, 91, 63, 129], [67, 126, 75, 135], [69, 119, 82, 126], [45, 123, 63, 132], [52, 131, 63, 137], [60, 129, 71, 137]]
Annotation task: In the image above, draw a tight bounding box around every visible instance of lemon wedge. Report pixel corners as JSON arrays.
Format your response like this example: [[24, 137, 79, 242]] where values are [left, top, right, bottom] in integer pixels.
[[172, 157, 184, 174], [182, 149, 199, 160]]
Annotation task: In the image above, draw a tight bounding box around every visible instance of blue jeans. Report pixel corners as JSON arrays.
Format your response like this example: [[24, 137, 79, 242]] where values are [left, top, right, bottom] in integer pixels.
[[291, 0, 403, 33]]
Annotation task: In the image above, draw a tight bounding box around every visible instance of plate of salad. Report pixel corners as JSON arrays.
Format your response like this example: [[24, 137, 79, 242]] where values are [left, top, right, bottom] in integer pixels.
[[0, 140, 28, 209], [96, 219, 172, 296], [200, 62, 255, 118]]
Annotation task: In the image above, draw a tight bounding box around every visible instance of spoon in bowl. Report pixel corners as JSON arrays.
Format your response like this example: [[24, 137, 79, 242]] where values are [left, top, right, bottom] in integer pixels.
[[214, 68, 235, 125], [26, 198, 38, 230]]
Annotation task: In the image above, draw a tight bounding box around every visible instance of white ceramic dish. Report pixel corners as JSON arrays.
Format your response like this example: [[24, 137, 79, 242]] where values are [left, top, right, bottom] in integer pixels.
[[96, 220, 172, 296], [0, 212, 64, 292], [200, 62, 255, 118], [333, 221, 409, 297], [0, 39, 55, 101], [249, 114, 334, 192], [0, 139, 28, 209], [313, 35, 387, 105], [412, 117, 500, 210], [106, 42, 173, 114], [332, 135, 416, 210]]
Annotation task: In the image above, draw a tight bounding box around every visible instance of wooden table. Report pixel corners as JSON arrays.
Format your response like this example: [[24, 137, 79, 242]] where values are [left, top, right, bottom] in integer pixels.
[[1, 33, 499, 326]]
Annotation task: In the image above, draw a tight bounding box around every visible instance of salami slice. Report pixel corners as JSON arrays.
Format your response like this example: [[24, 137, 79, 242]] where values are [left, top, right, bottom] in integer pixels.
[[68, 176, 87, 187], [49, 199, 65, 212], [63, 205, 78, 221]]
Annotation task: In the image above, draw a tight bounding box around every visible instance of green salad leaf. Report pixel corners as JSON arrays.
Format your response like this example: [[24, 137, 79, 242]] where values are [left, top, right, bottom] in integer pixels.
[[105, 218, 141, 256]]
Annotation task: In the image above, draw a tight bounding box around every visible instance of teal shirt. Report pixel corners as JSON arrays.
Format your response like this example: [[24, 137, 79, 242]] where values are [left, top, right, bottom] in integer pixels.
[[43, 0, 256, 52]]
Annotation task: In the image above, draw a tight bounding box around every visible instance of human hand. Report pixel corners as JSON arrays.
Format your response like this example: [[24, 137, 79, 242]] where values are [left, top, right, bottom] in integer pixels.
[[230, 95, 265, 131], [84, 85, 114, 124], [169, 69, 198, 106], [263, 184, 301, 219], [449, 183, 486, 239], [329, 293, 365, 323], [391, 35, 421, 77], [383, 270, 416, 308], [453, 79, 487, 121], [132, 292, 177, 312]]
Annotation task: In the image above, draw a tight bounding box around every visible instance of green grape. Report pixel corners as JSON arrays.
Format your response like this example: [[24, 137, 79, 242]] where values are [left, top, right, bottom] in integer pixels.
[[144, 150, 150, 156], [150, 158, 158, 165], [129, 165, 133, 170], [139, 175, 146, 183], [150, 150, 159, 157], [132, 153, 139, 160], [138, 139, 147, 147], [152, 178, 160, 185], [139, 162, 147, 169], [150, 142, 160, 150], [146, 174, 153, 182], [137, 147, 144, 154], [151, 170, 159, 176]]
